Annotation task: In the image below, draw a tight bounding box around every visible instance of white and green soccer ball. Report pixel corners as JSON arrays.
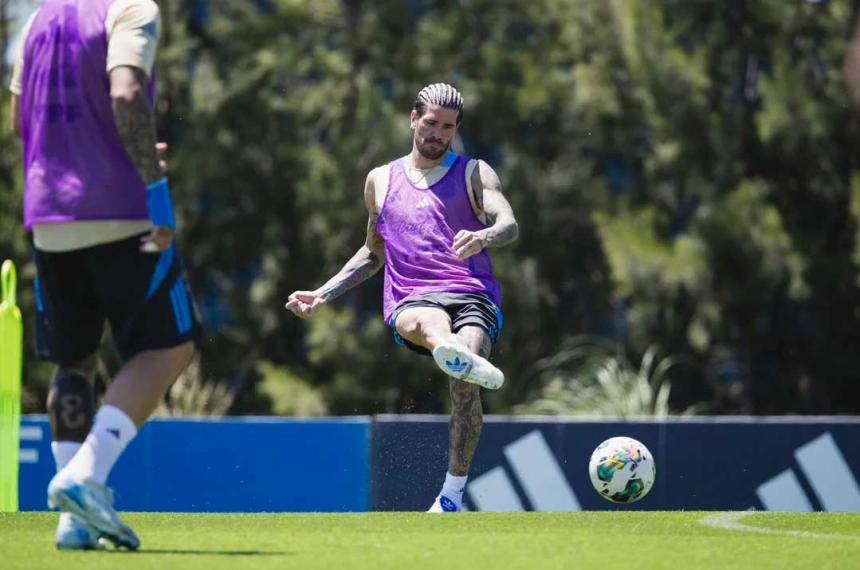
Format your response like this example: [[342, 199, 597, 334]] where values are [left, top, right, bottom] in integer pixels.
[[588, 436, 656, 504]]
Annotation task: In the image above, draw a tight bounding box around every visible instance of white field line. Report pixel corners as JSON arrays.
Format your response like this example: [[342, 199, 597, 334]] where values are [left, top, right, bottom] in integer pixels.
[[699, 512, 857, 541]]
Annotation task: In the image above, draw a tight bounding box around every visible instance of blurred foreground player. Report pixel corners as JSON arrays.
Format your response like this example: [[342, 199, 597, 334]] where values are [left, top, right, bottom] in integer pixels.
[[10, 0, 199, 549]]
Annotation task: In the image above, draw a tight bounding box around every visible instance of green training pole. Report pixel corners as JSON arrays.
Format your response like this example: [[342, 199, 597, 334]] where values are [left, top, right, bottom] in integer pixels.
[[0, 260, 22, 512]]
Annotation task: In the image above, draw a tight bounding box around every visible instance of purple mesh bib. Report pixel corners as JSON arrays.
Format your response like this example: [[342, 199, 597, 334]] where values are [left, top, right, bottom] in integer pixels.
[[375, 154, 501, 321], [19, 0, 155, 230]]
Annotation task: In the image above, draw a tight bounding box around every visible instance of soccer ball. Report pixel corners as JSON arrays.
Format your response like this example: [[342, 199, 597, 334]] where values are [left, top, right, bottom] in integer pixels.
[[588, 436, 656, 504]]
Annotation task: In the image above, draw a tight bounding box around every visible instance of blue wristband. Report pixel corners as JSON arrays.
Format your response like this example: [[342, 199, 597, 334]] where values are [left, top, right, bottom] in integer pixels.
[[146, 178, 176, 229]]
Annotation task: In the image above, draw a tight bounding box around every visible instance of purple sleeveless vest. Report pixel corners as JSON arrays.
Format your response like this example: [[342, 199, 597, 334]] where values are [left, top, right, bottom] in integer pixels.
[[375, 154, 501, 321], [20, 0, 155, 230]]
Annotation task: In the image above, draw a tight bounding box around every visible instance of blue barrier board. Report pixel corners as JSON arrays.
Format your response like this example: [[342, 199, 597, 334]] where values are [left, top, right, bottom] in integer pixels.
[[20, 414, 860, 512], [372, 416, 860, 512], [19, 415, 371, 512]]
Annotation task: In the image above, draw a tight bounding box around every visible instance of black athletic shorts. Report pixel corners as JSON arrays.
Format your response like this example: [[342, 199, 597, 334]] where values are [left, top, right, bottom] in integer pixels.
[[33, 233, 202, 365], [387, 292, 503, 356]]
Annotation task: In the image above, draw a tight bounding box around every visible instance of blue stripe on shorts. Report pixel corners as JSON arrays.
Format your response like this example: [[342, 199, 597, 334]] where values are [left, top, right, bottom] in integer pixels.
[[169, 277, 192, 334]]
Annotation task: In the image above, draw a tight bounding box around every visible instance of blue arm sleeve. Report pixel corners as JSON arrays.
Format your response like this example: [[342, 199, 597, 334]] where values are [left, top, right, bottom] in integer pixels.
[[146, 178, 176, 229]]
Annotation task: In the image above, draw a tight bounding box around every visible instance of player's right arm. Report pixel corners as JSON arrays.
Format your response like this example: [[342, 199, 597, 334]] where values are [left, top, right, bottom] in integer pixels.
[[286, 171, 386, 319]]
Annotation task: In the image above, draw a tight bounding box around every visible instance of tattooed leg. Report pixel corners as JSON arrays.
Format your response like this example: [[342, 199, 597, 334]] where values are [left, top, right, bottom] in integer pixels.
[[447, 326, 492, 476], [47, 355, 97, 443]]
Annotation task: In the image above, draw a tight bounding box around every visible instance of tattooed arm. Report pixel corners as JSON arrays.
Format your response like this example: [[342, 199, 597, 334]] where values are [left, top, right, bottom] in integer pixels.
[[286, 171, 386, 319], [314, 194, 386, 303], [110, 66, 161, 184], [110, 66, 174, 253], [453, 160, 519, 259]]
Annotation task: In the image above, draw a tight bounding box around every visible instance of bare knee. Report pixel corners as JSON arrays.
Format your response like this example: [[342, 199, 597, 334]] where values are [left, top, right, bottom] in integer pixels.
[[396, 315, 422, 339], [395, 310, 451, 346]]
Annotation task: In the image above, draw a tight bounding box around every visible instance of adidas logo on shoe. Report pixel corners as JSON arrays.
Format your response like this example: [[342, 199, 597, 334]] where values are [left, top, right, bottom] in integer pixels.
[[439, 496, 460, 512], [427, 494, 463, 513], [445, 357, 469, 375], [432, 344, 504, 389]]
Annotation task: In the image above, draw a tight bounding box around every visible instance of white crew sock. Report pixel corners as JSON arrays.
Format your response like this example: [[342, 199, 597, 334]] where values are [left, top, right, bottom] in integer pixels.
[[51, 441, 82, 471], [61, 405, 138, 485], [439, 472, 468, 507], [52, 442, 85, 527]]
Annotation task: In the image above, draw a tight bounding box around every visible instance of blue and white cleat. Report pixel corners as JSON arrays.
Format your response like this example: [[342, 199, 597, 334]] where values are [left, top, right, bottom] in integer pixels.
[[432, 344, 504, 390], [56, 512, 103, 550], [427, 495, 462, 513], [47, 476, 140, 551]]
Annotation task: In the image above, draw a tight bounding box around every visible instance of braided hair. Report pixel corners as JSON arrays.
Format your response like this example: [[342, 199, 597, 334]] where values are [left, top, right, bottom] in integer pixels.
[[413, 83, 464, 124]]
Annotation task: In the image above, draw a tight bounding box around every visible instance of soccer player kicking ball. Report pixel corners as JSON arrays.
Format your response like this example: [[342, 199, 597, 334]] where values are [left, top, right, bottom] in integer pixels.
[[9, 0, 199, 550], [287, 83, 519, 513]]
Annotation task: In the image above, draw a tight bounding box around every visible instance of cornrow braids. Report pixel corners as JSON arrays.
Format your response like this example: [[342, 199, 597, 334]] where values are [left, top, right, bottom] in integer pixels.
[[414, 83, 464, 124]]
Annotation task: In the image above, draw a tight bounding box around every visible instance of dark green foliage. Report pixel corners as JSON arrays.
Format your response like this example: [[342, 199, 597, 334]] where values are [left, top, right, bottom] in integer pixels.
[[3, 0, 860, 414]]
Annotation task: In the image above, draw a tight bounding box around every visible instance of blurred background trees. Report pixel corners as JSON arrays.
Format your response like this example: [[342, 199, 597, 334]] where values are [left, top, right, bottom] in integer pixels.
[[2, 0, 860, 416]]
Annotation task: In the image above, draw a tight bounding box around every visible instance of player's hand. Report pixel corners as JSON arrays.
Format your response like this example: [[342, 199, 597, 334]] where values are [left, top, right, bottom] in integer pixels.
[[140, 226, 174, 254], [157, 142, 169, 173], [286, 291, 326, 319], [453, 229, 487, 260]]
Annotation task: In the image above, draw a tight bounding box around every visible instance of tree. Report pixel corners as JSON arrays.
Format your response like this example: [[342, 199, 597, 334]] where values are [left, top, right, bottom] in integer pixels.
[[5, 0, 860, 415]]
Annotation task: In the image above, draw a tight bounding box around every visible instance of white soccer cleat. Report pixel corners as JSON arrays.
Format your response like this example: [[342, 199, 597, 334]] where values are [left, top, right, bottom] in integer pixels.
[[427, 495, 462, 513], [432, 344, 504, 390], [48, 475, 140, 551], [55, 512, 103, 550]]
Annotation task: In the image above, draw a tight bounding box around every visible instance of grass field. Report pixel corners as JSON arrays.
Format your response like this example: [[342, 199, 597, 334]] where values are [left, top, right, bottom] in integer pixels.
[[1, 511, 858, 569]]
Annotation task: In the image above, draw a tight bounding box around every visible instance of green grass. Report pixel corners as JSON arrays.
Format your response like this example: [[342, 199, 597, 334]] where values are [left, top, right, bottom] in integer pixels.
[[1, 511, 859, 569]]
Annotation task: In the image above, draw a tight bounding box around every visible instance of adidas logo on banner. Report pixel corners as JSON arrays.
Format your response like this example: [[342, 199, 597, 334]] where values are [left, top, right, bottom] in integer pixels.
[[465, 429, 860, 512], [755, 432, 860, 512], [466, 430, 581, 512]]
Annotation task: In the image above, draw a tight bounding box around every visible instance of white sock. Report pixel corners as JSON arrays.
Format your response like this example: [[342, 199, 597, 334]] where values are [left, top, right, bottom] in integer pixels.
[[52, 442, 84, 526], [51, 441, 82, 471], [440, 472, 468, 506], [61, 405, 137, 485]]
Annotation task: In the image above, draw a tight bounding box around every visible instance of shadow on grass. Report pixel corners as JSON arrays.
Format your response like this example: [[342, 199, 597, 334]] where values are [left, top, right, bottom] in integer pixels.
[[108, 549, 294, 556]]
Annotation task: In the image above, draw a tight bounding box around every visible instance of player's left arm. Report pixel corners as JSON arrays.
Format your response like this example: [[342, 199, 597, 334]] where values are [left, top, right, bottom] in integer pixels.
[[453, 160, 519, 260], [109, 0, 171, 253]]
